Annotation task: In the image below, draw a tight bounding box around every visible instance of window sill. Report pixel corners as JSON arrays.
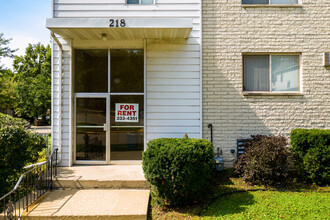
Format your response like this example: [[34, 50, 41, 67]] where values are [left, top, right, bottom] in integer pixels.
[[241, 4, 302, 8], [242, 92, 303, 96]]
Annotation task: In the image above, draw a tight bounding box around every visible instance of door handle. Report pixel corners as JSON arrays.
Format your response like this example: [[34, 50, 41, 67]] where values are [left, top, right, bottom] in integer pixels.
[[103, 123, 108, 131]]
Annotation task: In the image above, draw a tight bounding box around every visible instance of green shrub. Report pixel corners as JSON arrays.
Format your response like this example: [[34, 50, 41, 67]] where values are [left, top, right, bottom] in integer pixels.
[[234, 135, 293, 186], [0, 113, 45, 196], [142, 138, 214, 206], [290, 129, 330, 184], [0, 113, 29, 127]]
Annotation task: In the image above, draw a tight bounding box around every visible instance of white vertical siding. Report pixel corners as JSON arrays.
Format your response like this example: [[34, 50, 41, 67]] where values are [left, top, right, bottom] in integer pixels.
[[52, 0, 202, 165]]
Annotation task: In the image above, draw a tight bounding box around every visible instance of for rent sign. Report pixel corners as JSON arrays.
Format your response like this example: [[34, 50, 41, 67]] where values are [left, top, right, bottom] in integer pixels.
[[115, 103, 139, 122]]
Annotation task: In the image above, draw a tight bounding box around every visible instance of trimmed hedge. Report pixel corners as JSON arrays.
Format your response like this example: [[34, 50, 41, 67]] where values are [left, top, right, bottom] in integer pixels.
[[290, 129, 330, 184], [0, 113, 45, 196], [142, 138, 214, 206], [234, 135, 293, 186]]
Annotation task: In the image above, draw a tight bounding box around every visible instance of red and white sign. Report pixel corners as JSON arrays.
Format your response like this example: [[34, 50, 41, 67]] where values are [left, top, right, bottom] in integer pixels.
[[115, 103, 139, 122]]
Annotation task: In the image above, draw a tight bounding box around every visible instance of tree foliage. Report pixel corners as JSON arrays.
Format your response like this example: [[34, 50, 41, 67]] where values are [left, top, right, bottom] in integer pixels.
[[0, 33, 17, 71], [13, 43, 51, 120], [0, 113, 45, 196], [0, 33, 17, 111], [0, 69, 17, 110]]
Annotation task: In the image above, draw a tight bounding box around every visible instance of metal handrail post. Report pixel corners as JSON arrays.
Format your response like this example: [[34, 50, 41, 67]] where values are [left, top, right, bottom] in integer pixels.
[[55, 149, 58, 176], [26, 176, 28, 212], [50, 157, 53, 191]]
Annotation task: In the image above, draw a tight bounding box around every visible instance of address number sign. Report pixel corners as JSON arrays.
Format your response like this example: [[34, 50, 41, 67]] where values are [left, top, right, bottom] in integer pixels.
[[109, 19, 126, 27]]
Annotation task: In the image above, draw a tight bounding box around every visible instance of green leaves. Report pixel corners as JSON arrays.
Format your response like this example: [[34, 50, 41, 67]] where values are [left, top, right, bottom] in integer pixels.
[[0, 33, 17, 71], [13, 43, 51, 120], [291, 129, 330, 184], [142, 138, 214, 206], [0, 113, 46, 196], [0, 41, 51, 121]]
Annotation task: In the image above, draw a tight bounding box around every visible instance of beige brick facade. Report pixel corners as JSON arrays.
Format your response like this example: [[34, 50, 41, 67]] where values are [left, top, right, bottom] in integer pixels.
[[202, 0, 330, 166]]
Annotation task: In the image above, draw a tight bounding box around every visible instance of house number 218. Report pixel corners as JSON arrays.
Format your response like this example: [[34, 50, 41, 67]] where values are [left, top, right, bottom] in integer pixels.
[[109, 19, 126, 27]]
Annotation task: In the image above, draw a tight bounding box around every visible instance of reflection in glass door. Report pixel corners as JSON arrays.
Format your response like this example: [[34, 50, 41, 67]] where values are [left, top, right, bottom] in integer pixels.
[[75, 98, 107, 161]]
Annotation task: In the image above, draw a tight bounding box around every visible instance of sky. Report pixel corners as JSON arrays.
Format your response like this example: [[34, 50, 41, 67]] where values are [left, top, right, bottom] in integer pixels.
[[0, 0, 52, 70]]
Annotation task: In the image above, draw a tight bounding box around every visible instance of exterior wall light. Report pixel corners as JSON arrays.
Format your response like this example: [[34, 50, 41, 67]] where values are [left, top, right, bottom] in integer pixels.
[[101, 33, 107, 41]]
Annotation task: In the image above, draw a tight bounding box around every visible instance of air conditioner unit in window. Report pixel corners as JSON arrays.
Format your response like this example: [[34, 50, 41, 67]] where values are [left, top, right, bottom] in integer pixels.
[[325, 52, 330, 67]]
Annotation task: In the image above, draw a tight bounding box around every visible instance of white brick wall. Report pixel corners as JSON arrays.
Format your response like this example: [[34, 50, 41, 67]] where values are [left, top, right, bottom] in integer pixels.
[[202, 0, 330, 166]]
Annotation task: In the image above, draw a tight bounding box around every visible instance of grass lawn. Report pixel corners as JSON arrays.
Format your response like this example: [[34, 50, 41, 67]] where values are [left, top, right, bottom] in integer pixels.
[[201, 191, 329, 220], [150, 171, 330, 220]]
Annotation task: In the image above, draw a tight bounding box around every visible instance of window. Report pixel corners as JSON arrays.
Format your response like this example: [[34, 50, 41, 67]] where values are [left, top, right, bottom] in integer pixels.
[[74, 49, 108, 93], [242, 0, 298, 4], [324, 52, 330, 67], [74, 49, 144, 93], [127, 0, 154, 4], [243, 55, 299, 92]]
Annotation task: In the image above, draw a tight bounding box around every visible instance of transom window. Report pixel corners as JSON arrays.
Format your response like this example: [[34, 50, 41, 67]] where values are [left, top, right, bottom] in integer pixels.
[[74, 49, 144, 93], [127, 0, 154, 4], [242, 0, 298, 4], [243, 54, 300, 92]]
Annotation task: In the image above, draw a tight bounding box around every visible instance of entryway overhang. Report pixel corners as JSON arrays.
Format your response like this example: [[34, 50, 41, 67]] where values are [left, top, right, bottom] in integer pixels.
[[46, 18, 193, 40]]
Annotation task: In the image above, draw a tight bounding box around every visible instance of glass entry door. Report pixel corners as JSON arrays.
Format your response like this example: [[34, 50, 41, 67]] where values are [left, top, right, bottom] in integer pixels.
[[74, 48, 144, 163], [75, 98, 107, 161]]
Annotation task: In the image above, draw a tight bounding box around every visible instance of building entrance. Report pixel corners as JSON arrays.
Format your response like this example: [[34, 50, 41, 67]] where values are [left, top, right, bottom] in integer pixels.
[[74, 49, 144, 164]]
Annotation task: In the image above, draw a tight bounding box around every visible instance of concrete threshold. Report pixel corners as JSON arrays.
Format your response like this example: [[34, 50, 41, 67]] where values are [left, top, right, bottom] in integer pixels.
[[54, 165, 150, 189], [23, 189, 150, 220]]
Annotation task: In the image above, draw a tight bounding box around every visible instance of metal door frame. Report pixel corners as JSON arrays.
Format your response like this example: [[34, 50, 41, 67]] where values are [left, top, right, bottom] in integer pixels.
[[73, 46, 146, 165]]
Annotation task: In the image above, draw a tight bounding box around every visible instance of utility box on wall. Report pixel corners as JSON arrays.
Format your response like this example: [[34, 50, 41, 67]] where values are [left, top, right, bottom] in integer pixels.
[[237, 139, 250, 159]]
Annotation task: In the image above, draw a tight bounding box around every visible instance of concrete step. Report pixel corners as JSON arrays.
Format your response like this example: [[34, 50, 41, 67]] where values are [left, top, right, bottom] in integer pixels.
[[54, 179, 150, 189], [54, 165, 150, 189], [23, 189, 150, 220]]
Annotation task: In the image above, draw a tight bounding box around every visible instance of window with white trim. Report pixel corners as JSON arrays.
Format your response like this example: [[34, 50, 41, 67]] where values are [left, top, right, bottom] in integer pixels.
[[127, 0, 154, 4], [243, 55, 300, 92], [242, 0, 298, 4]]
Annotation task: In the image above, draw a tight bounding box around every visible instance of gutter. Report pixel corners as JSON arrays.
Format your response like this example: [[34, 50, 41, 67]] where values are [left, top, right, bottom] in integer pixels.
[[51, 32, 63, 164]]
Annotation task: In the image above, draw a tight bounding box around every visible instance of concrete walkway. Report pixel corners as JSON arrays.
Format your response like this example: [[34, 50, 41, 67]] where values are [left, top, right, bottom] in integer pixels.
[[24, 189, 150, 219], [55, 165, 150, 189], [30, 126, 51, 135], [23, 165, 150, 219]]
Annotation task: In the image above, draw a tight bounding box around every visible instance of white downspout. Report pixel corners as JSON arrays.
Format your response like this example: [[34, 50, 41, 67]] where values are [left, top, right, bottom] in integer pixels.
[[51, 32, 63, 164]]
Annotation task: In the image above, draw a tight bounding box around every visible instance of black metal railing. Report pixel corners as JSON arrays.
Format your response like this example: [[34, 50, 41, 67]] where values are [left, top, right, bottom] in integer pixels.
[[0, 148, 58, 219]]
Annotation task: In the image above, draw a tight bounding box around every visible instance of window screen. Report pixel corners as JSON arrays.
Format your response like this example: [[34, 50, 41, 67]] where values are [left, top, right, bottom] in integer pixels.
[[271, 55, 299, 91]]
